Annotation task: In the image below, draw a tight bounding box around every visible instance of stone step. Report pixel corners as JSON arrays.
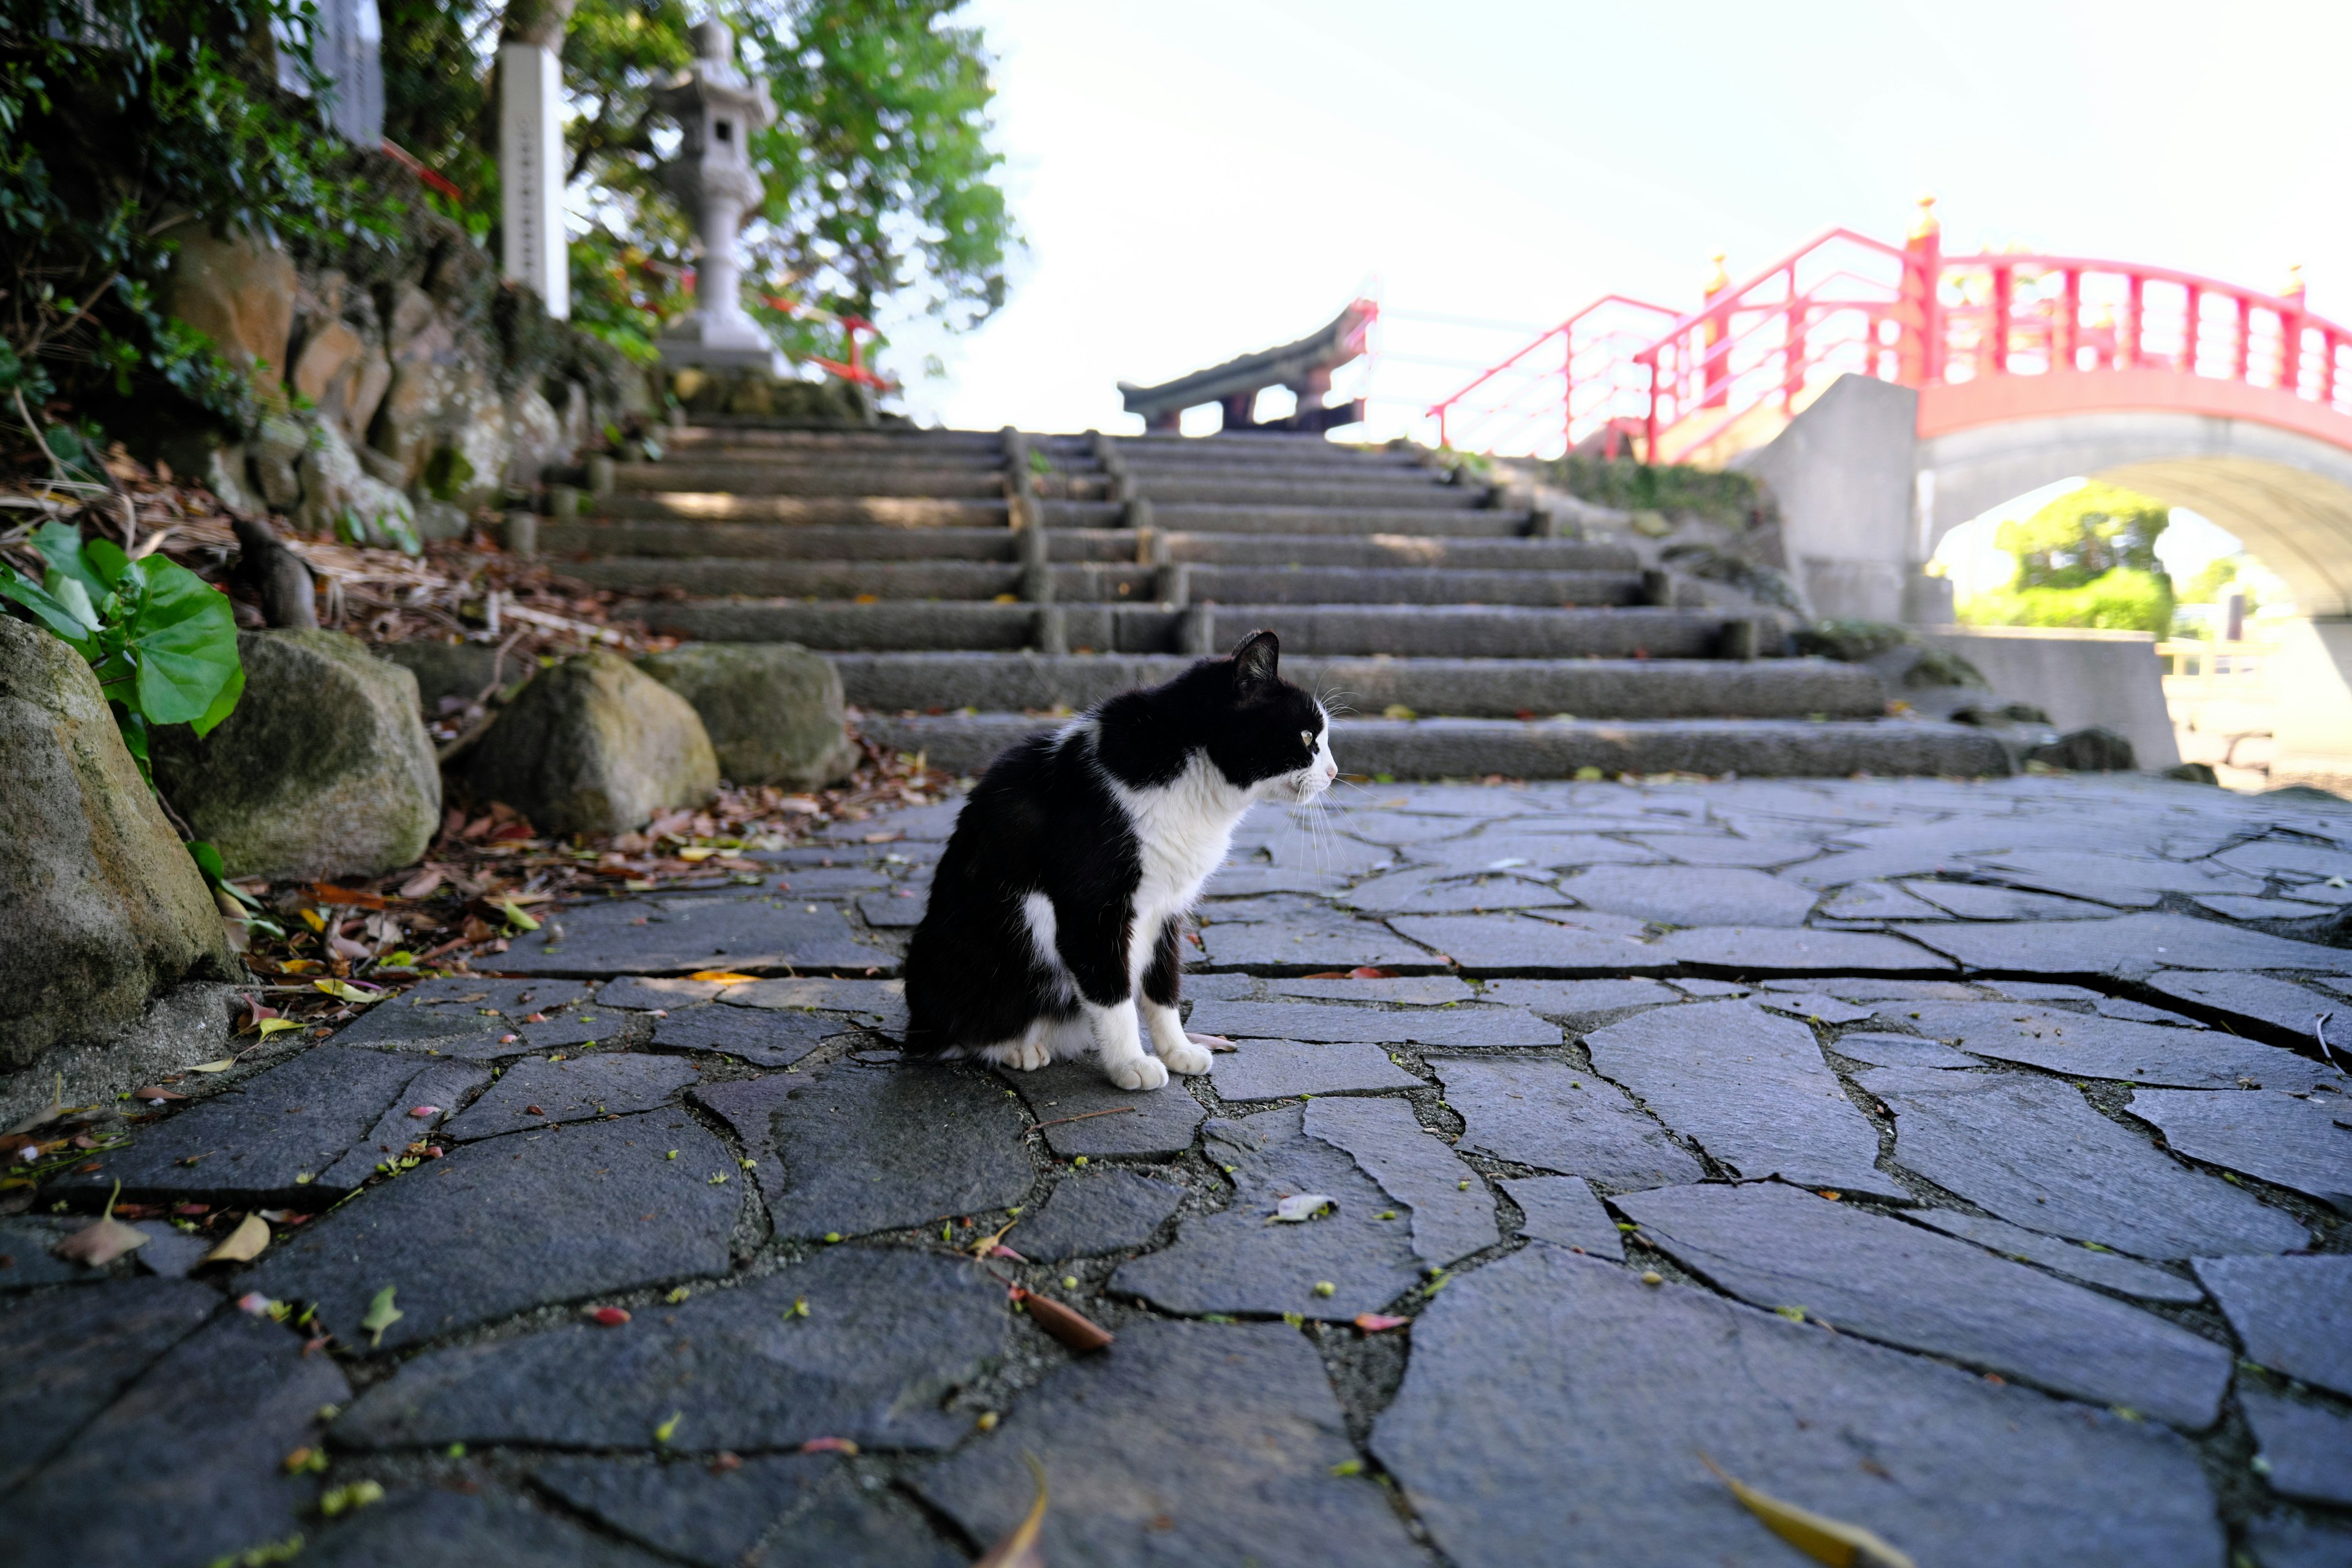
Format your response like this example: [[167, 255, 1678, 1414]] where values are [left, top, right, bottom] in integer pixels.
[[855, 712, 2011, 780], [1142, 505, 1534, 538], [575, 559, 1647, 606], [1159, 533, 1638, 570], [657, 444, 1013, 471], [1118, 459, 1436, 485], [1136, 478, 1474, 508], [665, 423, 1003, 452], [596, 494, 1007, 527], [611, 463, 1006, 499], [541, 521, 1022, 561], [832, 653, 1888, 720], [621, 600, 1741, 658], [569, 557, 1029, 598]]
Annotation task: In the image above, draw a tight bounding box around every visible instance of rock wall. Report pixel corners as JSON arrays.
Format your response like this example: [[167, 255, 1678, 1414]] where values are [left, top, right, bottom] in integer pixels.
[[162, 189, 645, 546]]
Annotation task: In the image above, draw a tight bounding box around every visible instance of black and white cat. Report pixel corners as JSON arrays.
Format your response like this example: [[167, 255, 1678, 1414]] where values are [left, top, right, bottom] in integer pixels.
[[903, 630, 1336, 1090]]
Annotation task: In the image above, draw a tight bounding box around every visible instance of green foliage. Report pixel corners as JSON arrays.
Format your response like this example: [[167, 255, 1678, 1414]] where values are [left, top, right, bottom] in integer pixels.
[[1545, 456, 1770, 529], [1793, 618, 1915, 664], [1958, 568, 2177, 635], [2180, 556, 2252, 608], [381, 1, 1017, 377], [1995, 481, 2169, 591], [0, 521, 244, 782], [0, 0, 400, 437]]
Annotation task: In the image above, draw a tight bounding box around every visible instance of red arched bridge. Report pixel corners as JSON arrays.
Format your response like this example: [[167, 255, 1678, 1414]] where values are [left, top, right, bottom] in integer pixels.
[[1428, 202, 2352, 623]]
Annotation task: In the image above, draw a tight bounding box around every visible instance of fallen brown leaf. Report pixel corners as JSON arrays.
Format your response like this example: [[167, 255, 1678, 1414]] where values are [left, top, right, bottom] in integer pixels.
[[203, 1213, 270, 1265], [800, 1436, 860, 1454], [55, 1183, 148, 1266], [1011, 1288, 1114, 1353], [133, 1086, 187, 1103], [974, 1453, 1049, 1568], [1697, 1452, 1918, 1568], [1353, 1313, 1410, 1333]]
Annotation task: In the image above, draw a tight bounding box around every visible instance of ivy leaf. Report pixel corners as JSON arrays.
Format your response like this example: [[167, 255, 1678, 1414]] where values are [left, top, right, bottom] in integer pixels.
[[361, 1284, 403, 1346], [124, 555, 240, 726], [0, 562, 99, 653]]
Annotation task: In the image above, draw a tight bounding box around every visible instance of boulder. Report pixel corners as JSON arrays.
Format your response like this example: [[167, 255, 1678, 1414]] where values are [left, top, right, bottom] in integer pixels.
[[0, 617, 236, 1069], [465, 652, 718, 835], [295, 421, 419, 553], [162, 230, 296, 401], [375, 641, 510, 710], [152, 630, 442, 880], [2028, 726, 2136, 772], [638, 643, 856, 789]]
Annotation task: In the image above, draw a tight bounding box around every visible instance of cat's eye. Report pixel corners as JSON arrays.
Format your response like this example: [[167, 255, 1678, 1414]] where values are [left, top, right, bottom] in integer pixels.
[[1300, 729, 1316, 749]]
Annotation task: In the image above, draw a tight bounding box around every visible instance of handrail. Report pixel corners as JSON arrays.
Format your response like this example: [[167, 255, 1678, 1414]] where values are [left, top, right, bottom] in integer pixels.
[[1423, 211, 2352, 465]]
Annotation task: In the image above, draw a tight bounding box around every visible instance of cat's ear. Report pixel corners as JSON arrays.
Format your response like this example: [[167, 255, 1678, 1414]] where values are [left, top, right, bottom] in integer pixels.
[[1231, 630, 1281, 689]]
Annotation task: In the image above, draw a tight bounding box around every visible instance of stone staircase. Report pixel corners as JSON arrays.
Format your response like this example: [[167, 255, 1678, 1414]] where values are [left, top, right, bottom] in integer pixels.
[[548, 423, 2010, 778]]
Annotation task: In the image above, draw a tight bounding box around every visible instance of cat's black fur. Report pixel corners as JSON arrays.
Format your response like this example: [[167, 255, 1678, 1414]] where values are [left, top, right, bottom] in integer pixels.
[[903, 631, 1327, 1058]]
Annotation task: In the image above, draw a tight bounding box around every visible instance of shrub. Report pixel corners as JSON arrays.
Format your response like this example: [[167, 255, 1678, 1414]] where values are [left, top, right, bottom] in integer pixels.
[[1958, 568, 2176, 635]]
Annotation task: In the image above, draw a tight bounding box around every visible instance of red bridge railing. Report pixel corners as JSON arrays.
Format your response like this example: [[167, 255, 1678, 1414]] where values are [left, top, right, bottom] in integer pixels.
[[1428, 202, 2352, 464]]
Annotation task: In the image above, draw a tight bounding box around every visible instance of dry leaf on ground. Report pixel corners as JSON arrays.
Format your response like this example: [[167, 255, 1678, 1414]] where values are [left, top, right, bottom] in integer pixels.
[[202, 1213, 270, 1265], [361, 1284, 403, 1346], [974, 1453, 1050, 1568], [1011, 1288, 1114, 1353], [1698, 1453, 1918, 1568]]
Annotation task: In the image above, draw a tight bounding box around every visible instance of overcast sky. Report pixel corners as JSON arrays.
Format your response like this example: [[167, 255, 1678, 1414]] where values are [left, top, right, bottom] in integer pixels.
[[880, 0, 2350, 446]]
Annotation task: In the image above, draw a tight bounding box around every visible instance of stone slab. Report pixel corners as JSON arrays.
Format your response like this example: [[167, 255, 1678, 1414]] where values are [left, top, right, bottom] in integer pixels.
[[441, 1052, 700, 1142], [1189, 998, 1558, 1048], [1370, 1246, 2222, 1568], [535, 1453, 960, 1568], [2193, 1255, 2352, 1397], [1819, 881, 1948, 921], [1894, 911, 2352, 979], [1648, 926, 1954, 974], [336, 1246, 1005, 1452], [2147, 969, 2342, 1040], [1889, 1001, 2344, 1091], [1477, 978, 1678, 1026], [1389, 912, 1668, 975], [1583, 1002, 1899, 1195], [1266, 974, 1476, 1005], [1430, 1054, 1703, 1189], [1559, 864, 1819, 927], [720, 975, 908, 1035], [1966, 848, 2263, 907], [2, 1310, 348, 1568], [1754, 991, 1877, 1023], [1501, 1175, 1622, 1258], [1009, 1169, 1186, 1261], [597, 976, 726, 1009], [0, 1278, 217, 1492], [1000, 1057, 1208, 1156], [511, 1003, 635, 1050], [2127, 1088, 2352, 1211], [1306, 1095, 1498, 1268], [1210, 1038, 1423, 1099], [1197, 909, 1436, 971], [1616, 1183, 2230, 1427], [1112, 1106, 1426, 1319], [54, 1046, 431, 1205], [2241, 1388, 2352, 1507], [249, 1109, 738, 1351], [856, 886, 929, 927], [334, 976, 592, 1053], [1630, 832, 1822, 867], [916, 1321, 1426, 1568], [317, 1056, 494, 1189], [303, 1488, 668, 1567], [653, 1003, 845, 1065], [698, 1062, 1035, 1239], [1905, 1207, 2204, 1302], [2217, 840, 2352, 881], [1900, 880, 2120, 919], [0, 1216, 105, 1291], [2199, 895, 2335, 921], [1343, 865, 1574, 914], [497, 892, 883, 975], [1826, 1031, 1981, 1069], [1860, 1066, 2311, 1258], [2247, 1515, 2352, 1568]]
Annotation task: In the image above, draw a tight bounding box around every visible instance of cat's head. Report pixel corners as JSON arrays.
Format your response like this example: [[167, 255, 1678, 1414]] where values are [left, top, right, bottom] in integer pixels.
[[1207, 631, 1338, 803]]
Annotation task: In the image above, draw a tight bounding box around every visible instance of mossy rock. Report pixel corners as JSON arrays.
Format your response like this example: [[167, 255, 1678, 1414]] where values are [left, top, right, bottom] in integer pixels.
[[465, 652, 718, 836], [153, 629, 442, 880], [638, 643, 856, 791], [0, 617, 236, 1067]]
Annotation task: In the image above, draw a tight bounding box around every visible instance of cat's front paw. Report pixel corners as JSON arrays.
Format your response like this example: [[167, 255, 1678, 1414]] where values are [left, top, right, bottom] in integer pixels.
[[1104, 1054, 1170, 1091], [981, 1036, 1052, 1072], [1156, 1037, 1213, 1075]]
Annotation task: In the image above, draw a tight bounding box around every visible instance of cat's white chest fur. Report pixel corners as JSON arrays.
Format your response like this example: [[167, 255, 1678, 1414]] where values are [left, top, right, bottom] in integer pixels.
[[1110, 750, 1250, 977]]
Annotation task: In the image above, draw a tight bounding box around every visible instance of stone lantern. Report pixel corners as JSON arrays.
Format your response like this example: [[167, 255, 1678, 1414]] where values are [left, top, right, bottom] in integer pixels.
[[654, 18, 782, 372]]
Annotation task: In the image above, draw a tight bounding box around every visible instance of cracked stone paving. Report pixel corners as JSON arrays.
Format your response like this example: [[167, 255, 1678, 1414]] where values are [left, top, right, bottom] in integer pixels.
[[7, 774, 2352, 1566]]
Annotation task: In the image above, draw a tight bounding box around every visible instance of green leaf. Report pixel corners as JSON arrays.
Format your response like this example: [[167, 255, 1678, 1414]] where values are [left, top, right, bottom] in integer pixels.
[[83, 536, 132, 588], [31, 520, 108, 601], [124, 556, 240, 726], [0, 564, 98, 653], [187, 840, 227, 884], [42, 573, 103, 637], [189, 655, 244, 738], [361, 1284, 403, 1347]]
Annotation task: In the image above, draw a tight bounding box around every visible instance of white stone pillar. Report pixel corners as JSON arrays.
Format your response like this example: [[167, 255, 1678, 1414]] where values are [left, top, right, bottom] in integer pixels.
[[499, 42, 568, 320]]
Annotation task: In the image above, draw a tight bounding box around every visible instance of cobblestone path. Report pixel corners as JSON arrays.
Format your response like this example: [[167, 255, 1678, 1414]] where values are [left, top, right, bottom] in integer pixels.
[[7, 774, 2351, 1567]]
